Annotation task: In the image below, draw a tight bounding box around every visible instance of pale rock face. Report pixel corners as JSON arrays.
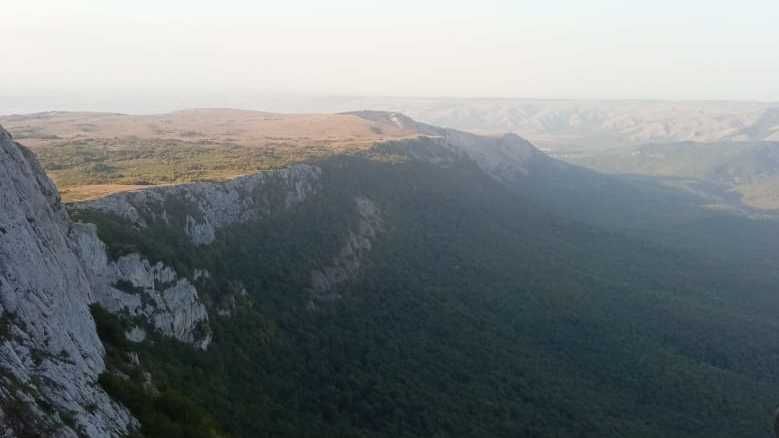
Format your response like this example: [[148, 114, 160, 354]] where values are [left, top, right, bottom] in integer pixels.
[[341, 111, 555, 187], [73, 164, 322, 246], [396, 117, 553, 185], [71, 227, 211, 349], [68, 158, 325, 347], [0, 124, 214, 436], [0, 126, 136, 437], [310, 197, 383, 299], [438, 129, 547, 183], [193, 269, 211, 282], [66, 163, 325, 347]]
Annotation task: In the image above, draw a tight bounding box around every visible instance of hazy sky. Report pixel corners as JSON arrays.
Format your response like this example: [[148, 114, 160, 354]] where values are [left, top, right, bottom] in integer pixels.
[[3, 0, 779, 105]]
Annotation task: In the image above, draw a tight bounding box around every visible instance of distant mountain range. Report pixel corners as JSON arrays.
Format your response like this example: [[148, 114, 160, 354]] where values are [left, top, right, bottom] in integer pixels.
[[5, 98, 778, 152], [189, 97, 779, 151], [568, 141, 779, 211]]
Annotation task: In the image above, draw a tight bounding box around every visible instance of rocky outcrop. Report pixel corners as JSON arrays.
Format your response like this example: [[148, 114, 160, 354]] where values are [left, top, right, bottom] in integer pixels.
[[66, 162, 324, 341], [72, 164, 322, 246], [71, 228, 211, 350], [310, 197, 383, 299], [0, 126, 135, 437], [0, 124, 213, 437]]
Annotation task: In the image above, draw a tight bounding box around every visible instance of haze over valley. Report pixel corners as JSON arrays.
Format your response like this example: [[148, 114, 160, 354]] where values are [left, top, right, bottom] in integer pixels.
[[3, 1, 779, 437]]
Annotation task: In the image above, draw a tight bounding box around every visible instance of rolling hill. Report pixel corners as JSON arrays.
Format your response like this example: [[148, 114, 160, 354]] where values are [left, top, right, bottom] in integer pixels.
[[570, 141, 779, 211]]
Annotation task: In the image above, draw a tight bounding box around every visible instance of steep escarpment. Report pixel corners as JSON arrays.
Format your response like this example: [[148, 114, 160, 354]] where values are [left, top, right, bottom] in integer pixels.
[[70, 162, 384, 304], [422, 127, 557, 184], [349, 110, 560, 184], [0, 125, 215, 436], [0, 126, 135, 437], [80, 137, 779, 438], [72, 230, 212, 350], [6, 112, 779, 438], [72, 164, 322, 246], [66, 165, 323, 347]]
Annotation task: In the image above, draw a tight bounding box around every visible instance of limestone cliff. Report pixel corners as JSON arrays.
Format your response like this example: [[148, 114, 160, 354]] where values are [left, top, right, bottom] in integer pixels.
[[71, 164, 322, 246], [72, 230, 212, 350], [0, 124, 215, 436], [0, 114, 546, 435], [0, 126, 135, 437]]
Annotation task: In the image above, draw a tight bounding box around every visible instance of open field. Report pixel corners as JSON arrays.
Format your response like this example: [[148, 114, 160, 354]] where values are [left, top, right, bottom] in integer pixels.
[[1, 109, 419, 200]]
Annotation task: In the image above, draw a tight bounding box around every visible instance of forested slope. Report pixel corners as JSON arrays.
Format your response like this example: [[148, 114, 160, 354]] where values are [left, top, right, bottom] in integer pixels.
[[72, 135, 779, 437]]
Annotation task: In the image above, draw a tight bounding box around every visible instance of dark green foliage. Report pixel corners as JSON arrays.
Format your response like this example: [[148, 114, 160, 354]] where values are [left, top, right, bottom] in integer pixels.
[[90, 304, 226, 438], [90, 304, 128, 351], [99, 374, 225, 438], [112, 279, 144, 295], [71, 208, 198, 276], [83, 147, 779, 437], [0, 313, 11, 339]]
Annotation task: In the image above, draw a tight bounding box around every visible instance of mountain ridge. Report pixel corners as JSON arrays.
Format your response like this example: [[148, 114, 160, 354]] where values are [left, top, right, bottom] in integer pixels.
[[4, 114, 779, 436]]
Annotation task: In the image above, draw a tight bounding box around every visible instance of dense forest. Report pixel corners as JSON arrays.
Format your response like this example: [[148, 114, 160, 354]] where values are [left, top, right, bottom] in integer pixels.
[[71, 140, 779, 437]]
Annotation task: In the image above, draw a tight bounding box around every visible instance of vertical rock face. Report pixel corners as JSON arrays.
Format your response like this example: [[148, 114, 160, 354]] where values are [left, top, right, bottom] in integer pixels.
[[72, 230, 212, 350], [0, 126, 135, 437], [72, 164, 322, 246]]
